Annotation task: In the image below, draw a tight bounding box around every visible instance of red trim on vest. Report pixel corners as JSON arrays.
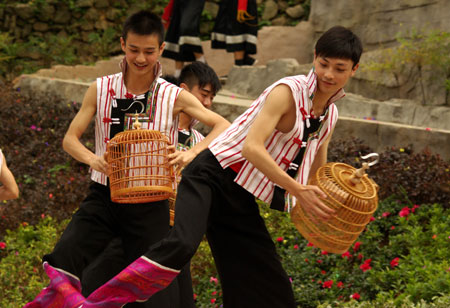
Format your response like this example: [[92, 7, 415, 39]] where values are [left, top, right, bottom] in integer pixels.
[[229, 161, 244, 173]]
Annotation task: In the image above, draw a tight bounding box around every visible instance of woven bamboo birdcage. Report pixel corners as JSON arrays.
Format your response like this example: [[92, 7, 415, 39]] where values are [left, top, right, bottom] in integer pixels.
[[106, 115, 174, 204], [167, 135, 194, 226], [291, 154, 379, 254]]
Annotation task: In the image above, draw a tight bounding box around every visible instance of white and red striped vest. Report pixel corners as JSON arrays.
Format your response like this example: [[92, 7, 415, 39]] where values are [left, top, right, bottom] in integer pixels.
[[209, 69, 343, 206], [0, 149, 3, 177], [92, 72, 182, 185]]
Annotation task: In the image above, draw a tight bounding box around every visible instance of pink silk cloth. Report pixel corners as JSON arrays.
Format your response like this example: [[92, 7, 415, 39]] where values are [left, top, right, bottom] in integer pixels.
[[23, 257, 179, 308]]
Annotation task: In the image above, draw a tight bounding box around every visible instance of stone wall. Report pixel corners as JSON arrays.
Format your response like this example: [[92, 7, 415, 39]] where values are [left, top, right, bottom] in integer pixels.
[[0, 0, 310, 68], [309, 0, 450, 50]]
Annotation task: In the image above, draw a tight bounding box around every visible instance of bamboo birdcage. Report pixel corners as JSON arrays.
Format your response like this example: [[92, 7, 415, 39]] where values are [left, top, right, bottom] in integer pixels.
[[167, 135, 194, 226], [291, 154, 379, 254], [106, 114, 174, 204]]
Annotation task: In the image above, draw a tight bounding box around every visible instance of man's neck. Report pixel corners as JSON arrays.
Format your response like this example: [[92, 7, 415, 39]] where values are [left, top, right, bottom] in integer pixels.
[[312, 91, 334, 116], [125, 72, 155, 95], [178, 113, 192, 130]]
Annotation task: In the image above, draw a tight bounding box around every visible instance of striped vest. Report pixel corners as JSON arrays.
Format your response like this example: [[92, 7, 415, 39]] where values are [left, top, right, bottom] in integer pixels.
[[0, 149, 3, 176], [209, 69, 343, 206], [92, 72, 182, 185]]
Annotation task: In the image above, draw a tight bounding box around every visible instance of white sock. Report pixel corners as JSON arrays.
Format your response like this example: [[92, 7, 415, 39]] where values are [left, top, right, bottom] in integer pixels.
[[174, 69, 181, 78], [196, 55, 206, 63]]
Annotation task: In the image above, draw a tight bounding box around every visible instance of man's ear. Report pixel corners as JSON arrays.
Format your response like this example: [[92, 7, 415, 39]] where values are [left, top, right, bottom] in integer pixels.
[[158, 42, 166, 56], [120, 37, 126, 53], [351, 63, 359, 77], [179, 82, 190, 91]]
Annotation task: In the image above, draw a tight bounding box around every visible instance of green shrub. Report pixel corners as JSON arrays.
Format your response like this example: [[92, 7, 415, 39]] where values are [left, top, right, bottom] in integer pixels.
[[0, 216, 68, 308], [328, 137, 450, 207]]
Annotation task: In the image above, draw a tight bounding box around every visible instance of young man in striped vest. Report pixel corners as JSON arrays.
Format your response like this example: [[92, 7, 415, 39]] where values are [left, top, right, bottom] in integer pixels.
[[76, 26, 362, 307], [79, 61, 222, 307], [24, 11, 229, 308]]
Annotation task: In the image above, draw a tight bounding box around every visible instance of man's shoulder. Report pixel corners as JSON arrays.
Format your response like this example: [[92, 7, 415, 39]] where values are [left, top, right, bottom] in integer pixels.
[[96, 72, 123, 83]]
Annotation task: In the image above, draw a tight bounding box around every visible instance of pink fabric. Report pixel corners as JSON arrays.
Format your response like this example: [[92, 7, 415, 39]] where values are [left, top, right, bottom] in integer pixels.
[[83, 256, 178, 307], [23, 262, 84, 308], [24, 257, 177, 308]]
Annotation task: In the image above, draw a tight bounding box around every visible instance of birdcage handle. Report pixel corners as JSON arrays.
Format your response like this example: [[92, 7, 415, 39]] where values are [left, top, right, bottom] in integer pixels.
[[349, 153, 379, 185], [132, 112, 141, 130], [360, 153, 379, 167]]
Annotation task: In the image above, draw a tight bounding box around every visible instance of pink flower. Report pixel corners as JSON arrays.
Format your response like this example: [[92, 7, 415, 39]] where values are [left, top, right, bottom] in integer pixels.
[[382, 212, 391, 218], [353, 242, 361, 252], [357, 253, 363, 260], [337, 281, 344, 288], [412, 204, 420, 213], [211, 291, 217, 295], [210, 298, 216, 304], [276, 237, 284, 242], [321, 270, 326, 275], [390, 257, 399, 268], [370, 216, 375, 222], [399, 206, 410, 217], [351, 293, 361, 300], [306, 242, 314, 247], [341, 251, 352, 259], [317, 259, 323, 264], [210, 277, 218, 284], [193, 293, 197, 300], [293, 244, 299, 250], [391, 226, 395, 230], [321, 250, 328, 255], [0, 242, 6, 249], [322, 280, 333, 288]]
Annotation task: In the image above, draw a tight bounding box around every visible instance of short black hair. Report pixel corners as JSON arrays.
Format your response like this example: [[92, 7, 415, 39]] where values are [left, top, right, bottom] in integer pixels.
[[161, 74, 179, 85], [122, 10, 164, 45], [315, 26, 363, 67], [179, 62, 221, 95]]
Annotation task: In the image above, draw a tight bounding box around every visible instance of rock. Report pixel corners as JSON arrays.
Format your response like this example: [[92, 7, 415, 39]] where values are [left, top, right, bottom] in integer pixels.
[[33, 22, 49, 32], [84, 7, 99, 21], [53, 6, 71, 24], [271, 16, 288, 26], [37, 4, 56, 22], [286, 4, 305, 19], [225, 58, 300, 98], [309, 0, 450, 50], [204, 1, 220, 19], [14, 4, 34, 20], [278, 1, 289, 12], [94, 16, 109, 30], [76, 0, 94, 8], [262, 0, 278, 20], [94, 0, 110, 9], [79, 19, 94, 31], [106, 8, 121, 21]]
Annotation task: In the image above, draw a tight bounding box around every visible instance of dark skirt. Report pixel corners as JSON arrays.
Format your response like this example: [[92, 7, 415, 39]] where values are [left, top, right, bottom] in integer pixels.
[[211, 0, 258, 55], [162, 0, 206, 62]]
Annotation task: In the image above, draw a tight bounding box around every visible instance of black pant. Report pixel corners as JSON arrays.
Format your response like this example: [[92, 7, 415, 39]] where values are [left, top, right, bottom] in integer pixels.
[[145, 149, 296, 308], [44, 182, 192, 307]]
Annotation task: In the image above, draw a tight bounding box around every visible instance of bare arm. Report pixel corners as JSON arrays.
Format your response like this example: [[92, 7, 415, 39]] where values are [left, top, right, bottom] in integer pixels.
[[0, 153, 19, 200], [241, 84, 334, 219], [63, 82, 108, 174], [170, 90, 230, 167]]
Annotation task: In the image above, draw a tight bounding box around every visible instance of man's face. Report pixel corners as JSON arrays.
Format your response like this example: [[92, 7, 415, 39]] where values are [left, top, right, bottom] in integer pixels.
[[120, 32, 164, 76], [187, 84, 215, 109], [313, 55, 358, 95]]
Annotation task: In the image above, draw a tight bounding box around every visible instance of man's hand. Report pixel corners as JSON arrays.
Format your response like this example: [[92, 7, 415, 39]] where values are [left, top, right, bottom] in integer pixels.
[[89, 154, 109, 175], [167, 145, 196, 170], [291, 185, 334, 221]]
